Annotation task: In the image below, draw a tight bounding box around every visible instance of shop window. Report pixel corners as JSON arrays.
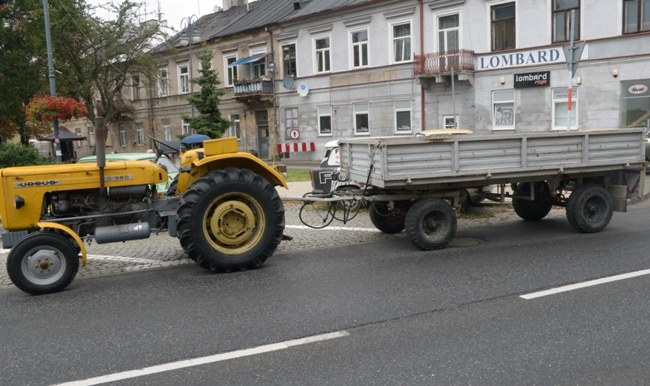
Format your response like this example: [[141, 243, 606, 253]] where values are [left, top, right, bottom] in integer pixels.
[[492, 90, 515, 130], [621, 80, 650, 128], [552, 87, 578, 129]]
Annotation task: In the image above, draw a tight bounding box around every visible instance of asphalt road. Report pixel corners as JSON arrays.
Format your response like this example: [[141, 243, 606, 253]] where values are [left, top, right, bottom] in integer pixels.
[[1, 199, 649, 385]]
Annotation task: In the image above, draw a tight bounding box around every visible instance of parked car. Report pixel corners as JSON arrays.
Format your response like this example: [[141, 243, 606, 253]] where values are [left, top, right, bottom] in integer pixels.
[[77, 153, 179, 196]]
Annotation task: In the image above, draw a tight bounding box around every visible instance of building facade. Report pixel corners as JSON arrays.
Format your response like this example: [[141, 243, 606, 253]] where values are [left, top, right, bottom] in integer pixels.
[[67, 0, 650, 161]]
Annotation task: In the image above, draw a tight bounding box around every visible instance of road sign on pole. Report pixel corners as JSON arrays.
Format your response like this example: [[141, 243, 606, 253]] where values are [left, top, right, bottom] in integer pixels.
[[563, 41, 586, 74]]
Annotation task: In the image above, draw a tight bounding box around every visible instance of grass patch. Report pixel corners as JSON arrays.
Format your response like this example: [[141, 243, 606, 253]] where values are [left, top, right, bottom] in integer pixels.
[[284, 168, 311, 182]]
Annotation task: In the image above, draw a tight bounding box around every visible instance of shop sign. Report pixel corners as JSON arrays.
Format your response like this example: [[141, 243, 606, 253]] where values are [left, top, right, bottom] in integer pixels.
[[514, 71, 550, 88], [476, 45, 588, 70], [628, 84, 648, 95]]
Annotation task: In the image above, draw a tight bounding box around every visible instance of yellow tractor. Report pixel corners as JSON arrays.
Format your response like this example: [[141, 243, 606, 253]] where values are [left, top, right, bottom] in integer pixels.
[[0, 137, 287, 295]]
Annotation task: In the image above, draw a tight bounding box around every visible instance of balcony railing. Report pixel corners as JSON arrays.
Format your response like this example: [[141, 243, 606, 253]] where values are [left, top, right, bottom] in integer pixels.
[[233, 79, 273, 97], [414, 49, 475, 76]]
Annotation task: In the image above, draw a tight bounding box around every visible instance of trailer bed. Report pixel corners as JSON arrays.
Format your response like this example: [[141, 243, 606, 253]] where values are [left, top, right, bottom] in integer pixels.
[[338, 129, 646, 188]]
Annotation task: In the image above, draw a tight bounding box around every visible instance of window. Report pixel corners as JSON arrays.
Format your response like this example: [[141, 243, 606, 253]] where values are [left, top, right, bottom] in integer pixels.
[[225, 55, 238, 86], [251, 49, 266, 78], [438, 14, 460, 70], [88, 126, 95, 146], [229, 114, 241, 138], [285, 107, 298, 139], [158, 68, 168, 97], [136, 123, 144, 145], [354, 103, 369, 135], [181, 119, 191, 135], [178, 65, 189, 93], [351, 29, 368, 68], [395, 101, 412, 133], [392, 23, 412, 62], [492, 90, 515, 130], [552, 87, 578, 129], [318, 106, 332, 136], [621, 80, 650, 128], [315, 37, 331, 73], [443, 115, 459, 129], [624, 0, 650, 34], [491, 3, 515, 51], [131, 75, 140, 100], [119, 124, 127, 148], [162, 118, 171, 141], [282, 44, 297, 77], [552, 0, 580, 42]]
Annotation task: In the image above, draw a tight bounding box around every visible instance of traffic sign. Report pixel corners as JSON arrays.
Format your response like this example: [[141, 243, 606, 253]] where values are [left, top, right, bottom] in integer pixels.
[[563, 41, 586, 74]]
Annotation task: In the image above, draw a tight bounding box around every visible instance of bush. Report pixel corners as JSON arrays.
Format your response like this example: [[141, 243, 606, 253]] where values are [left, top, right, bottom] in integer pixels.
[[0, 143, 55, 168]]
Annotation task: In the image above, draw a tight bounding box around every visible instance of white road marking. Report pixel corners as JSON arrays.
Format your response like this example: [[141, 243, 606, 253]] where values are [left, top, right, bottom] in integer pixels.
[[285, 225, 379, 232], [52, 331, 349, 386], [520, 268, 650, 300]]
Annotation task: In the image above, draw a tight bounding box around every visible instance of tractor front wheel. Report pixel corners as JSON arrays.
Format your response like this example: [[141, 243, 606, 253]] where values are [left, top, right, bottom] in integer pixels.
[[177, 168, 285, 272], [6, 231, 79, 295]]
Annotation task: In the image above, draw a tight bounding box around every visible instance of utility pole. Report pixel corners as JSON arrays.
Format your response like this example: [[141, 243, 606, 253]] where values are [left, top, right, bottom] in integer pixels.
[[42, 0, 62, 163]]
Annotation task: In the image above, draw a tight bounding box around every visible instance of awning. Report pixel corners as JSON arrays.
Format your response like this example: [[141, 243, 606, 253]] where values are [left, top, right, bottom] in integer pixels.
[[228, 53, 267, 66]]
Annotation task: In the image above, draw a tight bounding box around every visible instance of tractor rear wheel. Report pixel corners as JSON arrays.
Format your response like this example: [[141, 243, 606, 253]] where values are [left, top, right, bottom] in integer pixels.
[[6, 231, 79, 295], [177, 167, 285, 272]]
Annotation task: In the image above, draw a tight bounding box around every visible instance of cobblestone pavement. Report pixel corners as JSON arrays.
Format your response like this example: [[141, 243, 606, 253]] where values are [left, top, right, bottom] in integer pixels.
[[1, 177, 647, 290]]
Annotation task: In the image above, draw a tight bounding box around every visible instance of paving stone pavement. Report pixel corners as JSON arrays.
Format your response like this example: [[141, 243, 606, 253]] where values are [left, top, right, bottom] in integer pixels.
[[1, 178, 647, 290]]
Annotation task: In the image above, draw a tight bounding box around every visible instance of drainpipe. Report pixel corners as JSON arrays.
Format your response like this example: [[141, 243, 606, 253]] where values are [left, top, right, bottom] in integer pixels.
[[419, 0, 425, 131], [266, 26, 278, 164]]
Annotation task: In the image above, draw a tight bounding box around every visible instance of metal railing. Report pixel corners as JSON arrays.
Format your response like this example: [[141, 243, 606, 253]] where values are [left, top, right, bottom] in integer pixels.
[[414, 49, 475, 76], [233, 79, 273, 96]]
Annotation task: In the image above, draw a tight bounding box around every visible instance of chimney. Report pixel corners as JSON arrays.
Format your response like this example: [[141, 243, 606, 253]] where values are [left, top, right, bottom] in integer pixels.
[[222, 0, 248, 12]]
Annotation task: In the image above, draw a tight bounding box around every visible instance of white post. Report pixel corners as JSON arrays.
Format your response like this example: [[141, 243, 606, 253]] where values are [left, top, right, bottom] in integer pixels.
[[566, 10, 576, 131]]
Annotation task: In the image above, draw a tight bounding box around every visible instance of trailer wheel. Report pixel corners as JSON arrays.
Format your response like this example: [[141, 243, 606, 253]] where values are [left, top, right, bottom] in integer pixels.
[[369, 202, 406, 234], [177, 167, 285, 272], [6, 231, 79, 295], [512, 182, 553, 221], [405, 198, 457, 251], [566, 184, 613, 233]]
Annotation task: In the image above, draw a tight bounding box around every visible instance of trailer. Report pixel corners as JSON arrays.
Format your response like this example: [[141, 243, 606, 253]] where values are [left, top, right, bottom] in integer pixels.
[[297, 128, 646, 251]]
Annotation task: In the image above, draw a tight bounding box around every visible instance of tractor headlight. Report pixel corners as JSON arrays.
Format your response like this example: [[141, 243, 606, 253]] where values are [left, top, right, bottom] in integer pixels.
[[14, 195, 25, 209]]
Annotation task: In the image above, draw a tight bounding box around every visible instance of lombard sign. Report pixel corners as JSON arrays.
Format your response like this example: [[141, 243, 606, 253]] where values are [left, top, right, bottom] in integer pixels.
[[514, 71, 550, 88], [476, 45, 588, 71]]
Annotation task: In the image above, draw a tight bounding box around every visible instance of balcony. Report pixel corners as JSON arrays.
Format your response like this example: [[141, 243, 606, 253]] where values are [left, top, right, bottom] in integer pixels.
[[414, 49, 475, 79], [233, 78, 273, 97]]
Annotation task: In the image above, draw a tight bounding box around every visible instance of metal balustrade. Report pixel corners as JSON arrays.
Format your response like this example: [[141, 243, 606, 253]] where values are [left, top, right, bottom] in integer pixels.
[[414, 50, 475, 76]]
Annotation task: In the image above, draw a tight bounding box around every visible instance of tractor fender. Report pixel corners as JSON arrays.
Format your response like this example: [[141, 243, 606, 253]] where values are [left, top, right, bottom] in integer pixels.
[[193, 153, 288, 189], [37, 222, 87, 266]]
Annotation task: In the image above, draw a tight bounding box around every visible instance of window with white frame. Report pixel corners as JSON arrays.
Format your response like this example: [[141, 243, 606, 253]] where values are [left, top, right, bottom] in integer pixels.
[[178, 65, 189, 93], [75, 127, 82, 147], [354, 103, 369, 135], [438, 14, 460, 70], [119, 124, 127, 147], [250, 49, 266, 78], [229, 114, 241, 138], [162, 118, 171, 141], [318, 106, 332, 136], [315, 37, 331, 73], [88, 126, 95, 146], [443, 115, 459, 129], [136, 123, 144, 145], [285, 107, 298, 139], [158, 68, 168, 97], [225, 55, 238, 85], [492, 90, 515, 130], [395, 101, 412, 133], [392, 22, 412, 63], [351, 29, 368, 68], [181, 119, 191, 135], [552, 87, 578, 129]]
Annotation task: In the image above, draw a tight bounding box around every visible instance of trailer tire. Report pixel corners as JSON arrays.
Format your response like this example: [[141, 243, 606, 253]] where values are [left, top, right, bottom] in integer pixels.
[[177, 167, 285, 272], [566, 184, 613, 233], [405, 198, 456, 251], [6, 231, 79, 295], [512, 182, 553, 221], [369, 202, 406, 234]]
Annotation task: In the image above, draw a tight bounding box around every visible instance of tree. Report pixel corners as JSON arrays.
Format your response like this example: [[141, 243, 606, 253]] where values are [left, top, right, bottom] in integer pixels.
[[182, 49, 232, 139]]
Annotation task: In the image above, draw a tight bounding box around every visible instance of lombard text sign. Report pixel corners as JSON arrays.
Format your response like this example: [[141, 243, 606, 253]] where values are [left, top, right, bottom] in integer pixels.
[[476, 46, 587, 70], [514, 71, 550, 88]]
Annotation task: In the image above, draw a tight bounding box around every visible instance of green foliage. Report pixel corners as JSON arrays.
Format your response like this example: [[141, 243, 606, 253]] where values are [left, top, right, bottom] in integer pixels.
[[181, 50, 232, 139], [0, 143, 54, 168]]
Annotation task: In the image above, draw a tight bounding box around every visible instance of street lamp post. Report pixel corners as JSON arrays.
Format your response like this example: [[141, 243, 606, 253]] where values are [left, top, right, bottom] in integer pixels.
[[179, 15, 201, 119]]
